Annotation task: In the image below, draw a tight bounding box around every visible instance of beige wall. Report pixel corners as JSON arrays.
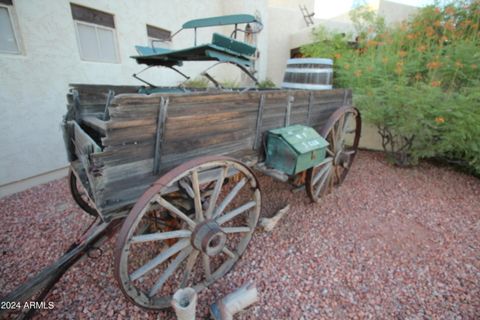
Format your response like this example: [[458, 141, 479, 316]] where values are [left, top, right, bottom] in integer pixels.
[[0, 0, 269, 196]]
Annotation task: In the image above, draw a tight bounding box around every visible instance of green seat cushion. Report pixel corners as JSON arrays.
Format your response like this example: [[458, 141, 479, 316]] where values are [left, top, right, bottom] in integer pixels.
[[135, 45, 172, 56], [211, 33, 256, 57]]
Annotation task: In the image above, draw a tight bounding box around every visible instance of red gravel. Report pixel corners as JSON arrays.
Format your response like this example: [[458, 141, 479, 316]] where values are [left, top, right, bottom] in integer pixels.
[[1, 151, 479, 319]]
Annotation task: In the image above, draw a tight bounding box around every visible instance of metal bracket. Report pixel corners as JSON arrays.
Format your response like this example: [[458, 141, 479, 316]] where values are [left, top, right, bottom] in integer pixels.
[[153, 97, 169, 175], [253, 94, 266, 150], [307, 92, 314, 125], [285, 96, 294, 127], [202, 72, 223, 89], [103, 90, 115, 121]]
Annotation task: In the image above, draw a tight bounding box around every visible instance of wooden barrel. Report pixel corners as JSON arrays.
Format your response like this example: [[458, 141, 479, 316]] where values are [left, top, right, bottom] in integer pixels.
[[282, 58, 333, 90]]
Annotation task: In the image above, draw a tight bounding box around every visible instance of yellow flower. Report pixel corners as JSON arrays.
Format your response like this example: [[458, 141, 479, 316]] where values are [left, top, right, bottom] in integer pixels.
[[431, 80, 442, 87], [435, 116, 445, 124], [334, 53, 342, 59], [434, 20, 441, 27], [414, 73, 422, 80], [354, 70, 362, 77], [398, 50, 408, 58], [382, 57, 389, 64]]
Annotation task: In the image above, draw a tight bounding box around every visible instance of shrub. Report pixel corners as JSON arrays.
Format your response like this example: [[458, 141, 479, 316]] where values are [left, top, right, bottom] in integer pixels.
[[182, 77, 210, 88], [302, 0, 480, 174], [257, 78, 277, 89]]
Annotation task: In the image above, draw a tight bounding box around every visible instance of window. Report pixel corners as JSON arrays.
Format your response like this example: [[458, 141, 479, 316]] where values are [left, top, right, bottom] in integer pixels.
[[0, 0, 21, 54], [147, 24, 171, 48], [71, 3, 119, 63]]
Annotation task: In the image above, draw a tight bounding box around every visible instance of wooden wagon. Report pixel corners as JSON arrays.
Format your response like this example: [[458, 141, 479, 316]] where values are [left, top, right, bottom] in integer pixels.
[[62, 84, 360, 309], [1, 14, 361, 316]]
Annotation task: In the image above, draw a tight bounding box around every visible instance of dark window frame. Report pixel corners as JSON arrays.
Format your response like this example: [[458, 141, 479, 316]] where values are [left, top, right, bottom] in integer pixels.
[[70, 3, 115, 29], [147, 24, 171, 42]]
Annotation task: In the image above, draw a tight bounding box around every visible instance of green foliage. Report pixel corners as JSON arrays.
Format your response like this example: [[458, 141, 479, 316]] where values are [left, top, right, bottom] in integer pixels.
[[301, 0, 480, 174], [182, 77, 209, 88], [257, 78, 277, 89], [301, 26, 353, 61], [219, 79, 240, 88]]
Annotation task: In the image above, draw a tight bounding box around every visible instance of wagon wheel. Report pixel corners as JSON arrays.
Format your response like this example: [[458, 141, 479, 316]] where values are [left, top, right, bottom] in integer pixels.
[[306, 106, 361, 203], [114, 156, 261, 309], [69, 169, 98, 217]]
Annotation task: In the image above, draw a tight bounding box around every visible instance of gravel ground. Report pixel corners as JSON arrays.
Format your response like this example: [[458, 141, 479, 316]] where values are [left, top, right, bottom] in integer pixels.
[[1, 151, 479, 319]]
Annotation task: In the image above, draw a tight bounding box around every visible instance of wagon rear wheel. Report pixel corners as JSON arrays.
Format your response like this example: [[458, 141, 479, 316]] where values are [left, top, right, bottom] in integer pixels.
[[306, 106, 361, 203], [114, 156, 261, 309], [69, 169, 98, 217]]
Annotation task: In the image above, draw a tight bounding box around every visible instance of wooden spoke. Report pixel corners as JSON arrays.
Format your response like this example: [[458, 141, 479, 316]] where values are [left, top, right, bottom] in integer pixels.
[[202, 254, 211, 280], [180, 250, 199, 289], [179, 178, 195, 198], [115, 157, 261, 310], [336, 114, 345, 144], [221, 226, 251, 234], [130, 239, 190, 281], [205, 166, 228, 219], [330, 126, 337, 152], [306, 107, 361, 203], [222, 247, 237, 259], [312, 160, 332, 185], [326, 148, 335, 157], [314, 165, 333, 197], [149, 247, 192, 297], [155, 196, 196, 229], [336, 117, 347, 146], [130, 230, 191, 244], [334, 165, 342, 182], [212, 178, 247, 219], [191, 170, 204, 222], [217, 201, 256, 225]]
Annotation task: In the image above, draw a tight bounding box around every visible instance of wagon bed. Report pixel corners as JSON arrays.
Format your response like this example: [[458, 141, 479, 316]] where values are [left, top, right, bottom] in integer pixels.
[[64, 85, 352, 221]]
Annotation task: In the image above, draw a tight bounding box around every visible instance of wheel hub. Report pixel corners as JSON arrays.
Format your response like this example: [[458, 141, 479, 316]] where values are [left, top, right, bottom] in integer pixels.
[[191, 220, 226, 256]]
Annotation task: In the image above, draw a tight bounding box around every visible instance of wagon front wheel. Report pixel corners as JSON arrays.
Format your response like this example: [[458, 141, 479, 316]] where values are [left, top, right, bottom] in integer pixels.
[[114, 156, 261, 309], [306, 106, 361, 203]]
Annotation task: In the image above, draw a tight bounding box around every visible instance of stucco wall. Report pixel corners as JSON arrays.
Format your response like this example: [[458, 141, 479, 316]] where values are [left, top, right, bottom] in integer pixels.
[[266, 5, 306, 85], [221, 0, 269, 82], [0, 0, 270, 190], [378, 0, 418, 25]]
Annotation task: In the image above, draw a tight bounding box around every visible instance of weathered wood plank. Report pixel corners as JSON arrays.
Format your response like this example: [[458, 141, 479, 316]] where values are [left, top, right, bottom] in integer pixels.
[[82, 116, 107, 135], [69, 85, 351, 218], [153, 97, 169, 174]]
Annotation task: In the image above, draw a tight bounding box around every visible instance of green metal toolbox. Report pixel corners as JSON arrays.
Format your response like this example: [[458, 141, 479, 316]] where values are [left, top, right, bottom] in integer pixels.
[[265, 125, 329, 175]]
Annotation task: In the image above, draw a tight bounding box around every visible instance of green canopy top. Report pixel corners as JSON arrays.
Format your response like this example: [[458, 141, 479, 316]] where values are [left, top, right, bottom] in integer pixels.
[[182, 14, 261, 29]]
